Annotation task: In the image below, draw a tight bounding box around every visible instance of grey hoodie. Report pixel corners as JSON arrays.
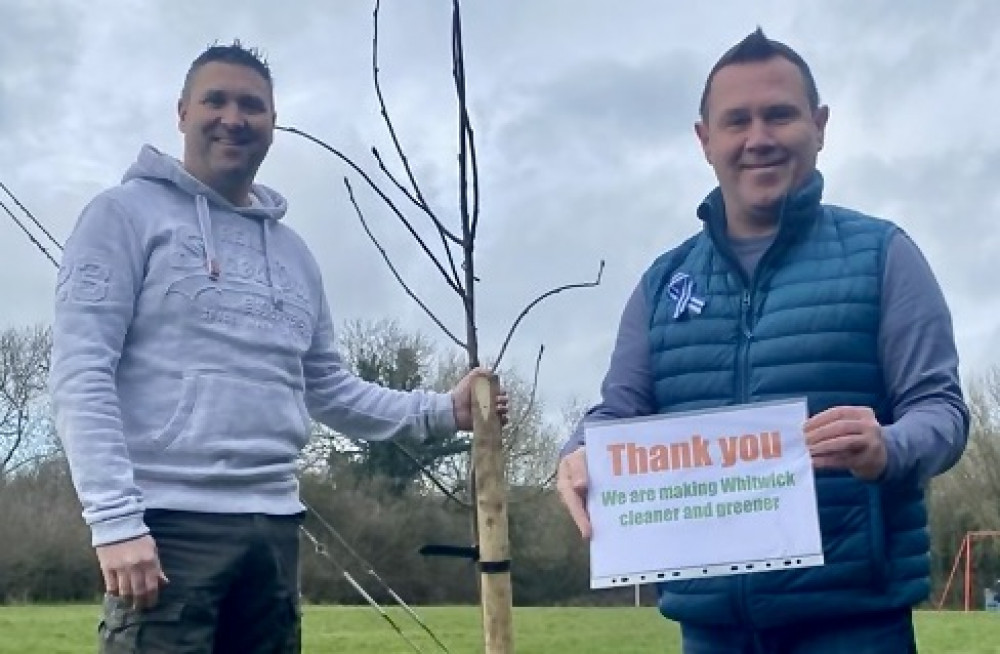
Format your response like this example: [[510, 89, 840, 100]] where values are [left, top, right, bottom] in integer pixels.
[[50, 145, 456, 547]]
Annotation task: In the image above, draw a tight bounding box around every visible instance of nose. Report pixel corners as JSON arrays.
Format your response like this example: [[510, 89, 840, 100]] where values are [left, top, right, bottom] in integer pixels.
[[745, 118, 776, 152], [219, 102, 248, 129]]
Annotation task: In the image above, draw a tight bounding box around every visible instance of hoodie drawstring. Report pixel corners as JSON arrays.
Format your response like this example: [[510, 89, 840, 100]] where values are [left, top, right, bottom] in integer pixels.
[[195, 195, 220, 281], [261, 219, 282, 308], [194, 193, 282, 308]]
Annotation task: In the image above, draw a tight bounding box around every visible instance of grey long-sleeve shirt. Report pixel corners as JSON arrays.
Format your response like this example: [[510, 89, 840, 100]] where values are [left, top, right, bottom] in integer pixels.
[[562, 230, 970, 486]]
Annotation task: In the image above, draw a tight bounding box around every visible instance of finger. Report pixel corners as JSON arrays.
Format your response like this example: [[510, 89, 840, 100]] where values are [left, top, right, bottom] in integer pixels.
[[804, 421, 845, 446], [141, 563, 162, 610], [557, 452, 592, 539], [557, 476, 593, 540], [804, 406, 866, 432], [803, 406, 873, 431], [804, 418, 870, 447], [116, 568, 133, 602], [802, 407, 845, 432], [809, 433, 861, 457], [567, 451, 588, 493], [129, 566, 148, 611], [102, 566, 119, 596]]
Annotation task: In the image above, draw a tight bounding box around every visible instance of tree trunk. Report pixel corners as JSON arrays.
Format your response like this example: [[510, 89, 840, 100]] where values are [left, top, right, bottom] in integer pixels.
[[471, 375, 514, 653]]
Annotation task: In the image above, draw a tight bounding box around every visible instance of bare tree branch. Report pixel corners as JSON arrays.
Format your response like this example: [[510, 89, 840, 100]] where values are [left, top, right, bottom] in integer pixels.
[[276, 125, 465, 297], [1, 410, 25, 474], [344, 178, 467, 350], [538, 467, 557, 489], [449, 5, 482, 243], [452, 0, 479, 242], [2, 452, 53, 477], [494, 259, 606, 369], [450, 0, 479, 371], [466, 116, 481, 242], [370, 0, 463, 248], [372, 147, 464, 289], [372, 0, 430, 211], [0, 180, 64, 252], [452, 0, 471, 250], [389, 440, 472, 509], [370, 0, 465, 296], [0, 196, 59, 268], [505, 344, 543, 438]]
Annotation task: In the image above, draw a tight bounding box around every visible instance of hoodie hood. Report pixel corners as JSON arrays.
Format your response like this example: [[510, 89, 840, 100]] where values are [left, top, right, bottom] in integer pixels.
[[122, 144, 289, 303], [122, 144, 288, 220]]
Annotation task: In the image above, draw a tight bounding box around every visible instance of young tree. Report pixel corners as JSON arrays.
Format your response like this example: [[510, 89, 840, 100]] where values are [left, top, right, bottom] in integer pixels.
[[279, 4, 603, 649]]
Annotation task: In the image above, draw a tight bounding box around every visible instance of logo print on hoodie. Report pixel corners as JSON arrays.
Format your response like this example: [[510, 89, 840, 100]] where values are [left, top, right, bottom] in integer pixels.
[[166, 224, 312, 346], [57, 260, 111, 304]]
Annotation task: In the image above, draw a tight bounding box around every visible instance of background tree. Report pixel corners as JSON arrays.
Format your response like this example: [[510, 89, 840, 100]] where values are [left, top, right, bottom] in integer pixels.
[[929, 367, 1000, 607], [301, 319, 565, 497], [0, 325, 57, 480]]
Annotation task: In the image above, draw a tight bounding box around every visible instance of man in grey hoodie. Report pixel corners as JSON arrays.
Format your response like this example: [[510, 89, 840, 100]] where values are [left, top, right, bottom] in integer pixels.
[[50, 41, 506, 653]]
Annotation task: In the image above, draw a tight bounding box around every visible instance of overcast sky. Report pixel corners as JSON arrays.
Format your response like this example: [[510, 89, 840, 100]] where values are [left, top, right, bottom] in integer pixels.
[[2, 0, 997, 425]]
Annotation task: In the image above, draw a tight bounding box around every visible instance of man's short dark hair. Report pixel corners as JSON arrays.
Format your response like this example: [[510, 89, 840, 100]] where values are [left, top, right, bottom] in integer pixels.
[[181, 39, 273, 100], [699, 27, 819, 120]]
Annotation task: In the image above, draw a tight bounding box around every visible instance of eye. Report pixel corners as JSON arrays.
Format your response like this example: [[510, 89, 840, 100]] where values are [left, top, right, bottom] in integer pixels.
[[723, 113, 750, 129], [239, 96, 268, 114], [765, 106, 799, 123], [202, 92, 226, 108]]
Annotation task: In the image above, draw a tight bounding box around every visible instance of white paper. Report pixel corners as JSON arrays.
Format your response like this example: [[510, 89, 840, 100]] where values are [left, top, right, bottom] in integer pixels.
[[585, 399, 823, 589]]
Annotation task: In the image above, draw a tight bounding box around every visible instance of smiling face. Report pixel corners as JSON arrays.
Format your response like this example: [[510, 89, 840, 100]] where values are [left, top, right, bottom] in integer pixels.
[[695, 56, 829, 236], [178, 61, 276, 206]]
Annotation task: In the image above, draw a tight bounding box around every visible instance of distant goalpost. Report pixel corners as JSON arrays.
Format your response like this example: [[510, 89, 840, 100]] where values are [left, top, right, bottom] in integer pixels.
[[936, 530, 1000, 611]]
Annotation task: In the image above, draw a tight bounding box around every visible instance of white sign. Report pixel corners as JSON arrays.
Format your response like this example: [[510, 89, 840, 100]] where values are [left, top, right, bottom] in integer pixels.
[[585, 399, 823, 589]]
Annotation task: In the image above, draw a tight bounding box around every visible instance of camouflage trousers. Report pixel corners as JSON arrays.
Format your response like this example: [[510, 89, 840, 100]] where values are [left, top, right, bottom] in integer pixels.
[[98, 510, 304, 654]]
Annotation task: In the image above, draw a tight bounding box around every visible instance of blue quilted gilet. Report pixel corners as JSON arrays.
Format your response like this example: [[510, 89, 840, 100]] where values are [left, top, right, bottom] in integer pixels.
[[645, 172, 929, 629]]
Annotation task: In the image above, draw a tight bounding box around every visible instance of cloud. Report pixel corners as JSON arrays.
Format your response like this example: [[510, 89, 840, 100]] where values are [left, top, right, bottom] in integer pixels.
[[826, 146, 1000, 372], [0, 0, 997, 426]]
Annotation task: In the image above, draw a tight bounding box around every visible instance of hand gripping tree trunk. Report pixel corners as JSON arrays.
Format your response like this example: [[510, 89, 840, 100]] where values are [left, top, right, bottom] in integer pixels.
[[277, 2, 603, 651]]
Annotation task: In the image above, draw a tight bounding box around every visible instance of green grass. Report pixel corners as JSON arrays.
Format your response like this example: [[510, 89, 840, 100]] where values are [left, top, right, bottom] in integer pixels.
[[0, 605, 997, 653]]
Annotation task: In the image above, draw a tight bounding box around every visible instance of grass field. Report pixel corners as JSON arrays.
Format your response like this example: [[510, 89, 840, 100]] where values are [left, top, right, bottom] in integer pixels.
[[0, 605, 997, 653]]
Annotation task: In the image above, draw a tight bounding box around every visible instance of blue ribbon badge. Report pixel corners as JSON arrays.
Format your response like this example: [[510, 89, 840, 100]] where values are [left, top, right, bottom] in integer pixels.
[[667, 272, 706, 319]]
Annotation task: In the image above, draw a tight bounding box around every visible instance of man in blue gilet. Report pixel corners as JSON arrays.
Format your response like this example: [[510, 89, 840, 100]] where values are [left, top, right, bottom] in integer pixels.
[[557, 28, 969, 653]]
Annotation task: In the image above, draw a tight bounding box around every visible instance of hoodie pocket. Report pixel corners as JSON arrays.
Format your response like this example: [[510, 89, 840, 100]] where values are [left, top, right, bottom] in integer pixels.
[[152, 374, 311, 459], [154, 376, 199, 451]]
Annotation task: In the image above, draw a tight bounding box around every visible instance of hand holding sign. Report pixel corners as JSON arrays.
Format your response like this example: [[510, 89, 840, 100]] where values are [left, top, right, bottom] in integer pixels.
[[557, 448, 592, 540], [804, 406, 887, 481]]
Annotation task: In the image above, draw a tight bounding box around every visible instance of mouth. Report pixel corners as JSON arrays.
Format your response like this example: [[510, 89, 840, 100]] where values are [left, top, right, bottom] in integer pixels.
[[212, 136, 253, 147], [741, 159, 788, 171]]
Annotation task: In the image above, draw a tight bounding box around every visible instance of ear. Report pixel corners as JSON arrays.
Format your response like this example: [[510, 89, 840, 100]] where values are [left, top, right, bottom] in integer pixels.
[[177, 97, 187, 133], [694, 120, 712, 164], [813, 105, 830, 151]]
